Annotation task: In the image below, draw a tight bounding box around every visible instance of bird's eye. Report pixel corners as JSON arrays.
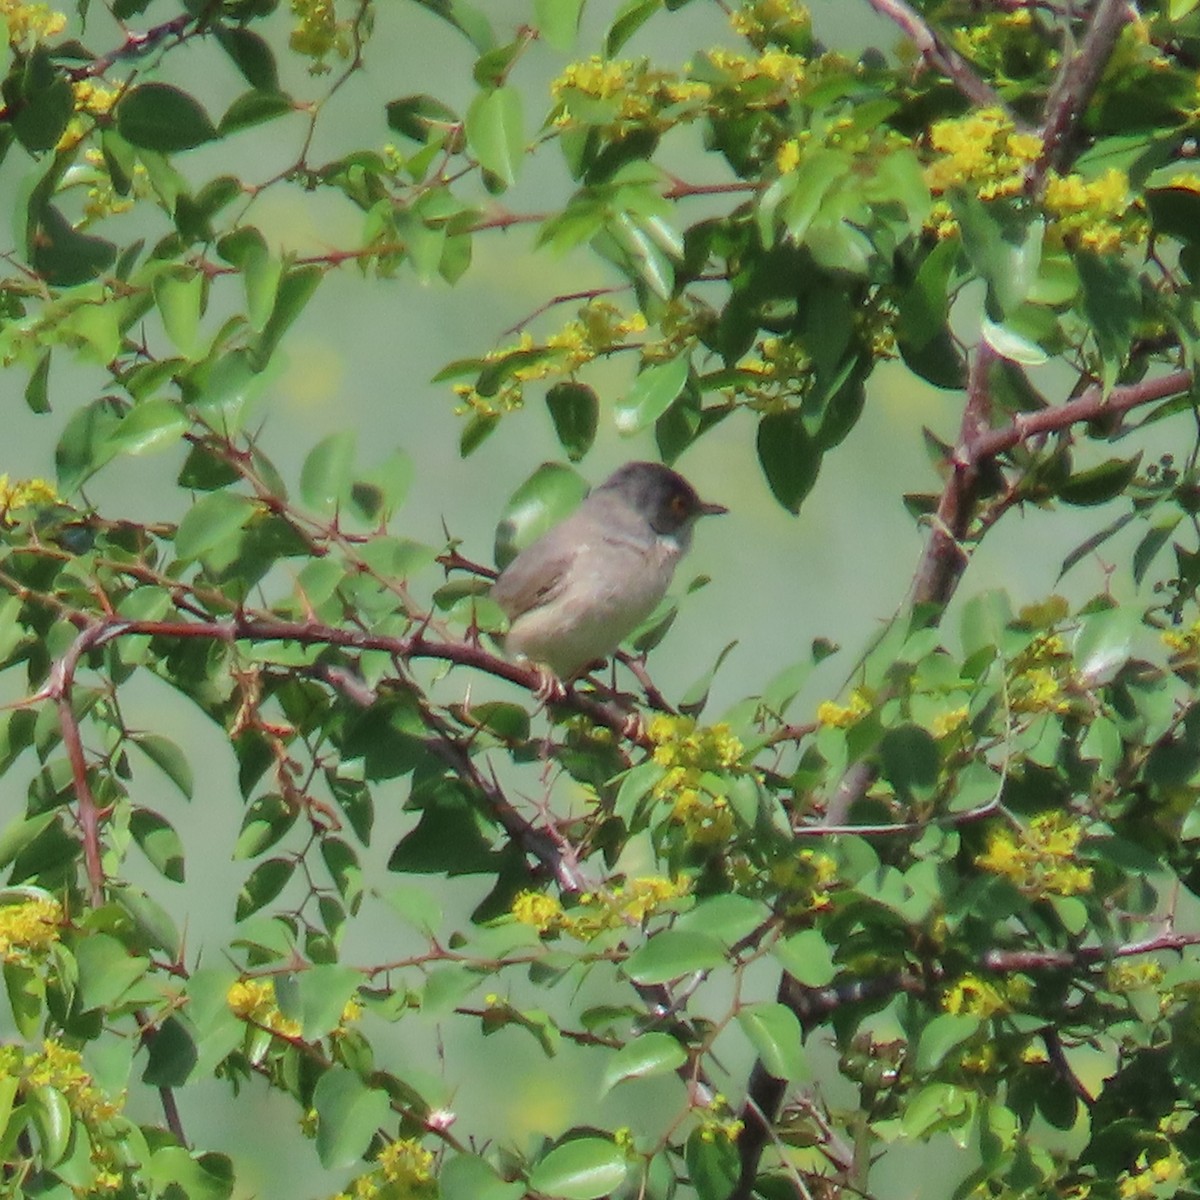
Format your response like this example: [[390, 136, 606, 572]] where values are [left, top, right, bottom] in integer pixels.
[[670, 494, 688, 517]]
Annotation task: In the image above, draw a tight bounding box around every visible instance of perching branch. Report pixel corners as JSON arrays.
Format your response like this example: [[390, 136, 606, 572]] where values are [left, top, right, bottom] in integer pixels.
[[865, 0, 1009, 110]]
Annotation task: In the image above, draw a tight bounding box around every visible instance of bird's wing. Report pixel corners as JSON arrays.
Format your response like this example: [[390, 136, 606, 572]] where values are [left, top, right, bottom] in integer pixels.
[[491, 536, 581, 621]]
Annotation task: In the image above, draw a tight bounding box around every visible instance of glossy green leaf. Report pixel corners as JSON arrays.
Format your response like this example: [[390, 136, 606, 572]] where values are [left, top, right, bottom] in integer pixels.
[[771, 928, 837, 986], [25, 350, 50, 414], [106, 398, 189, 457], [219, 90, 294, 135], [313, 1067, 392, 1169], [234, 793, 299, 859], [534, 0, 583, 49], [153, 268, 204, 357], [386, 93, 459, 143], [117, 83, 218, 151], [441, 1155, 527, 1200], [251, 264, 323, 370], [546, 381, 599, 461], [528, 1138, 628, 1200], [174, 491, 256, 560], [685, 1127, 738, 1200], [75, 932, 150, 1010], [4, 959, 44, 1038], [301, 430, 356, 512], [624, 930, 726, 984], [493, 462, 587, 569], [235, 857, 295, 921], [600, 1031, 687, 1093], [130, 809, 185, 882], [615, 357, 689, 435], [143, 1015, 198, 1086], [465, 86, 524, 186], [296, 964, 361, 1039], [1057, 455, 1142, 507], [757, 408, 820, 514], [30, 1084, 71, 1165], [737, 1002, 807, 1082], [214, 25, 280, 91], [131, 733, 194, 800], [606, 0, 661, 55], [31, 204, 117, 287], [914, 1012, 981, 1073]]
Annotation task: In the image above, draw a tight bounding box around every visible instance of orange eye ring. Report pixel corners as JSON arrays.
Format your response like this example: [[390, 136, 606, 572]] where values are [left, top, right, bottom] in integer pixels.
[[670, 493, 689, 516]]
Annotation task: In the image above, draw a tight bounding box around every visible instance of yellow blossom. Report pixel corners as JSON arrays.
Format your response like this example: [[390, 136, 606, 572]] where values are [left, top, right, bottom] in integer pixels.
[[512, 890, 563, 933], [976, 812, 1093, 898], [0, 896, 63, 960], [816, 689, 871, 728], [775, 138, 801, 174], [930, 707, 968, 740], [0, 475, 59, 512]]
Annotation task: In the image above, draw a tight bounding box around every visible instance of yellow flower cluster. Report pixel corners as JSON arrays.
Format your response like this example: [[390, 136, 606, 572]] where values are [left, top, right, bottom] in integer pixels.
[[975, 811, 1093, 898], [0, 0, 66, 46], [701, 47, 809, 92], [769, 848, 838, 912], [1043, 167, 1144, 253], [1009, 632, 1072, 714], [648, 715, 746, 845], [925, 108, 1042, 202], [0, 1040, 126, 1190], [511, 877, 691, 939], [1117, 1147, 1185, 1200], [950, 10, 1056, 84], [20, 1040, 122, 1124], [1106, 959, 1164, 994], [729, 0, 811, 48], [0, 474, 59, 513], [452, 303, 648, 420], [930, 706, 969, 740], [289, 0, 350, 73], [0, 896, 63, 961], [696, 1092, 744, 1143], [330, 1137, 436, 1200], [227, 978, 302, 1039], [1163, 618, 1200, 660], [551, 56, 711, 132], [57, 81, 122, 154], [816, 689, 871, 729], [942, 972, 1029, 1018]]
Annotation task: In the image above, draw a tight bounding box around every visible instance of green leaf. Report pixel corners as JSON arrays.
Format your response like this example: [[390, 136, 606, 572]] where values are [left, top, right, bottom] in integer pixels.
[[624, 930, 726, 984], [757, 408, 820, 514], [149, 1148, 235, 1200], [129, 809, 185, 882], [914, 1012, 980, 1073], [879, 723, 939, 793], [535, 0, 583, 49], [528, 1138, 628, 1200], [465, 86, 524, 187], [214, 25, 280, 91], [29, 1085, 71, 1165], [251, 264, 322, 370], [14, 69, 72, 154], [493, 462, 588, 569], [142, 1015, 198, 1086], [75, 932, 149, 1010], [295, 964, 361, 1040], [153, 268, 205, 357], [601, 1031, 687, 1093], [546, 381, 599, 461], [606, 0, 661, 55], [771, 928, 836, 986], [117, 83, 217, 152], [132, 733, 194, 799], [235, 857, 295, 921], [674, 893, 768, 946], [685, 1127, 738, 1200], [386, 94, 459, 143], [312, 1067, 391, 1169], [614, 357, 689, 435], [219, 90, 294, 136], [106, 398, 188, 457], [1057, 455, 1142, 507], [174, 491, 255, 560], [31, 204, 116, 287], [234, 793, 299, 859], [4, 959, 44, 1038], [736, 1002, 807, 1082], [25, 350, 50, 414], [441, 1155, 526, 1200], [301, 430, 356, 512]]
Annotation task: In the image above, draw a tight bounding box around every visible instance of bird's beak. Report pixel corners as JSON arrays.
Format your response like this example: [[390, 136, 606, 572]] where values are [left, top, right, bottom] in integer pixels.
[[699, 500, 728, 517]]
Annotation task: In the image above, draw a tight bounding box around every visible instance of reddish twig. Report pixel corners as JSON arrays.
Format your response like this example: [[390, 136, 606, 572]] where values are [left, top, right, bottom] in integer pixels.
[[864, 0, 1009, 110]]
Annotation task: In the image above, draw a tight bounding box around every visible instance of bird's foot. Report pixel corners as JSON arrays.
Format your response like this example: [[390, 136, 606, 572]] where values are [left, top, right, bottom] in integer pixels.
[[531, 664, 568, 705]]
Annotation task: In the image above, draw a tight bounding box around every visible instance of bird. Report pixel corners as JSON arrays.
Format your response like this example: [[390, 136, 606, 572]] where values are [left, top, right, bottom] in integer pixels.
[[491, 461, 727, 685]]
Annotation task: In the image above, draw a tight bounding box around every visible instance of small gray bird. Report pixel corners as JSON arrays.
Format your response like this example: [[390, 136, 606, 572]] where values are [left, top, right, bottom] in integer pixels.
[[492, 461, 727, 681]]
